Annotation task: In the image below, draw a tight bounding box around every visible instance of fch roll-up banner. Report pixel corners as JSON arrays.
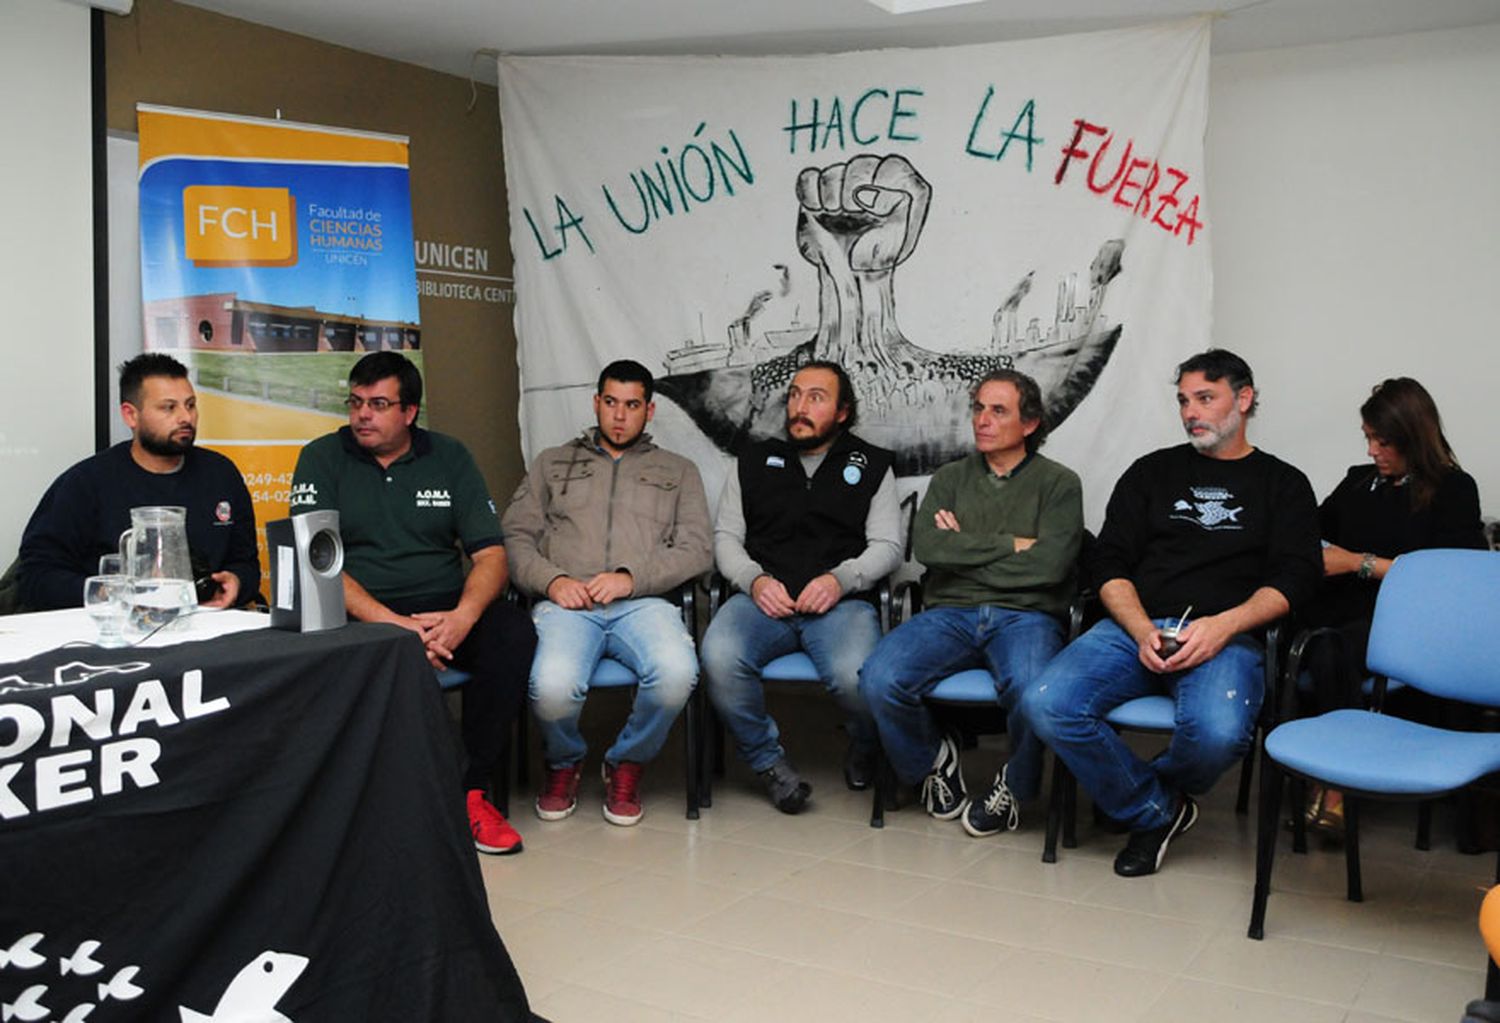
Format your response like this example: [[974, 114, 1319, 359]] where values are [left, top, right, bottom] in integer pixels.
[[497, 19, 1212, 528], [137, 106, 420, 580]]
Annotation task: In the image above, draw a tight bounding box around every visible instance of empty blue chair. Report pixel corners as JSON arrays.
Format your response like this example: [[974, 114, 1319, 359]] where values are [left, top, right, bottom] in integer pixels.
[[1249, 549, 1500, 1002]]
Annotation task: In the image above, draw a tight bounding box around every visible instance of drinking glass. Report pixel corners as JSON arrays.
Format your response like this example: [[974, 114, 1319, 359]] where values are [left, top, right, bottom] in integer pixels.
[[98, 553, 124, 576], [83, 574, 130, 648]]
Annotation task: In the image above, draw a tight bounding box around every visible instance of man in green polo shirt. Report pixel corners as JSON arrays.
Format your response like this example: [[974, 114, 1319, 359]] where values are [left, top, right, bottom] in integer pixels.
[[290, 351, 536, 855], [860, 369, 1083, 836]]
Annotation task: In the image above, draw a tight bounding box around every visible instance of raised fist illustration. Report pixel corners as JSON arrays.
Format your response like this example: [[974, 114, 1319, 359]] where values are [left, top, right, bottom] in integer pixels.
[[794, 154, 932, 377], [795, 153, 931, 273]]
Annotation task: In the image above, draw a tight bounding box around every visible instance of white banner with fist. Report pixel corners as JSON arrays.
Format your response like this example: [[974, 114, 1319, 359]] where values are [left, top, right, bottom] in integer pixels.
[[496, 19, 1211, 526]]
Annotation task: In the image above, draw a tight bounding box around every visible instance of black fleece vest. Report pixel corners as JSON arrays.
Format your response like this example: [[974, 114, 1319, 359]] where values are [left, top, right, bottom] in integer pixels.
[[739, 431, 893, 597]]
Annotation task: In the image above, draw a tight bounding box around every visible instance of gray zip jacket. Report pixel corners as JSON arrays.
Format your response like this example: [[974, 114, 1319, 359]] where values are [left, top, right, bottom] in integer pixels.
[[502, 429, 712, 598]]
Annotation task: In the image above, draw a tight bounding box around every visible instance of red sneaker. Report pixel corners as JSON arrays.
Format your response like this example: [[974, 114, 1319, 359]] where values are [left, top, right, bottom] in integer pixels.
[[602, 761, 644, 826], [466, 790, 523, 855], [535, 763, 583, 820]]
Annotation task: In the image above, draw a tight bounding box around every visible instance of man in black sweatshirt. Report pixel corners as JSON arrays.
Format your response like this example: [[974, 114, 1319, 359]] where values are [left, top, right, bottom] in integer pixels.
[[17, 353, 258, 611], [1025, 349, 1320, 876]]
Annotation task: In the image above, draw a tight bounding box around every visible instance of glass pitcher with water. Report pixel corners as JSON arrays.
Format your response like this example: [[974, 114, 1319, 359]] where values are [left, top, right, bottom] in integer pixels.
[[118, 505, 198, 635]]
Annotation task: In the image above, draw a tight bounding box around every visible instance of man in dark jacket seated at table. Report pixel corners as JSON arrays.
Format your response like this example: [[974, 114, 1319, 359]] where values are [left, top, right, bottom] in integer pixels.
[[17, 352, 259, 611]]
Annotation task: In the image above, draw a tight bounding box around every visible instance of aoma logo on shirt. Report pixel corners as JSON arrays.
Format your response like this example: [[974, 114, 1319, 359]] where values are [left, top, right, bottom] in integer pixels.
[[415, 489, 451, 508]]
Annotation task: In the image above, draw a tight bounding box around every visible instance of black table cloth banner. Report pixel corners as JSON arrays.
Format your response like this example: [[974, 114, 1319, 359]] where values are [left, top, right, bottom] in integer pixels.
[[0, 622, 530, 1022]]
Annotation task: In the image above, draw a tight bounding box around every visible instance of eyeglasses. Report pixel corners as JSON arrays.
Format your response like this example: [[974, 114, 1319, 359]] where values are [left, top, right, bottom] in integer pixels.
[[344, 396, 402, 412]]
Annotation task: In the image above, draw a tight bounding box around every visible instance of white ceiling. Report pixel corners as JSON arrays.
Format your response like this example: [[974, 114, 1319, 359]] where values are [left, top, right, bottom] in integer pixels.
[[176, 0, 1500, 84]]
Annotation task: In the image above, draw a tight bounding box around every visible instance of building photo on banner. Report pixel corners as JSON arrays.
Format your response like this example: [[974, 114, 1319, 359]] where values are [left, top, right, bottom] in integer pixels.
[[500, 20, 1211, 527], [136, 105, 423, 573]]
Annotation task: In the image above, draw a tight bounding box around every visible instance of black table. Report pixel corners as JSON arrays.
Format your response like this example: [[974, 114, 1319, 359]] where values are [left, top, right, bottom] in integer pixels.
[[0, 622, 530, 1021]]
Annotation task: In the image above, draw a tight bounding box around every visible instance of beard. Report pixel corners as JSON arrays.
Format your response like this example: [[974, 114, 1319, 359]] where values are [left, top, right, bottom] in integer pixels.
[[597, 425, 646, 452], [786, 415, 841, 451], [138, 424, 195, 457], [1185, 406, 1242, 453]]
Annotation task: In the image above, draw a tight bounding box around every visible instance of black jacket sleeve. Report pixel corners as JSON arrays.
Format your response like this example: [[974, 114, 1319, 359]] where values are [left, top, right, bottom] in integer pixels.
[[18, 468, 101, 611], [1262, 461, 1322, 613]]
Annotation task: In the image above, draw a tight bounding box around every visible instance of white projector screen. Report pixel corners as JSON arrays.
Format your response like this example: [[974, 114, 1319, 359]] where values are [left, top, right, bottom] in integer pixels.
[[0, 0, 96, 569]]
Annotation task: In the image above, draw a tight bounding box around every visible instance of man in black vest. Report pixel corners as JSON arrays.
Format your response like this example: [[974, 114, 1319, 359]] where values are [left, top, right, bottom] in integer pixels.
[[702, 361, 902, 813]]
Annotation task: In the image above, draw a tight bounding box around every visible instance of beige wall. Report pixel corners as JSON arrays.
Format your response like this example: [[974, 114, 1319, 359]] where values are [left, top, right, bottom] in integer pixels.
[[1208, 24, 1500, 513], [105, 0, 525, 502]]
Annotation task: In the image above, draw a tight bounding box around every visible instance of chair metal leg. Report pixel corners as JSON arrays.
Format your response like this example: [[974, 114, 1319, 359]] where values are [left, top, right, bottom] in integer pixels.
[[869, 749, 889, 829], [1248, 757, 1283, 939], [699, 702, 719, 808], [1291, 777, 1309, 855], [1043, 754, 1065, 863], [493, 742, 512, 818], [1416, 799, 1433, 851], [514, 710, 530, 787], [713, 713, 726, 777], [684, 686, 700, 820], [1235, 744, 1254, 815], [1062, 770, 1078, 849], [1345, 796, 1364, 903]]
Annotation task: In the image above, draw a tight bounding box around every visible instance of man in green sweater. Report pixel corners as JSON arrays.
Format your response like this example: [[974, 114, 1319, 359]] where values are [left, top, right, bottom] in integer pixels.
[[860, 369, 1083, 835]]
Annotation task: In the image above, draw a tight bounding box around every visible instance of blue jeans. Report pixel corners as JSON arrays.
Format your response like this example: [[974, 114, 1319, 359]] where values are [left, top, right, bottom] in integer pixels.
[[701, 593, 880, 773], [860, 605, 1063, 797], [529, 596, 697, 768], [1023, 618, 1264, 831]]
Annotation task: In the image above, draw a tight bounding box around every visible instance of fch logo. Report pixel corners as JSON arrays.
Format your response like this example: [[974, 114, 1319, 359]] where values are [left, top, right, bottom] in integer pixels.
[[183, 185, 298, 267]]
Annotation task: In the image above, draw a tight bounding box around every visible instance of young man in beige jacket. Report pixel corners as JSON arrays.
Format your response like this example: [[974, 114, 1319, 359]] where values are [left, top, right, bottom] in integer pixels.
[[503, 360, 712, 826]]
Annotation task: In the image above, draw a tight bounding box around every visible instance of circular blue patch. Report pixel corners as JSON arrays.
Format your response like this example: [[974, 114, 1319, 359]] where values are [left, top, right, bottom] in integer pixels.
[[843, 465, 862, 485]]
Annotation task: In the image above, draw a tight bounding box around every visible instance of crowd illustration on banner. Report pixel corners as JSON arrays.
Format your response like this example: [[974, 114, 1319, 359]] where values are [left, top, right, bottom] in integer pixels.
[[652, 152, 1125, 476]]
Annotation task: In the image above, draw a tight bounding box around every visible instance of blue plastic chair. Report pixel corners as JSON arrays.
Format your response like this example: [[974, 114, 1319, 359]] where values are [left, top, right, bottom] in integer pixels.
[[434, 666, 526, 816], [1040, 622, 1281, 863], [519, 585, 704, 819], [1282, 628, 1419, 853], [868, 666, 1006, 831], [700, 575, 891, 823], [1248, 549, 1500, 1001], [863, 577, 1088, 836], [583, 638, 706, 820], [435, 669, 472, 689]]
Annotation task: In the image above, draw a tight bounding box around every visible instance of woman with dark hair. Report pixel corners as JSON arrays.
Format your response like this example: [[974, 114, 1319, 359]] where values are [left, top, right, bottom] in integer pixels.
[[1299, 377, 1485, 832]]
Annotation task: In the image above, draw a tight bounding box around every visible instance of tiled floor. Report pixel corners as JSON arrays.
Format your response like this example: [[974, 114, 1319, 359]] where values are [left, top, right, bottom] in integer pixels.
[[477, 691, 1495, 1022]]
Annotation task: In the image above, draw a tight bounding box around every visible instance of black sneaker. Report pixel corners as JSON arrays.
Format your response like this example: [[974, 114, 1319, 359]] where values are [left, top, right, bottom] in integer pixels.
[[919, 733, 968, 820], [758, 757, 812, 814], [962, 765, 1020, 837], [1114, 795, 1198, 877], [843, 742, 877, 791]]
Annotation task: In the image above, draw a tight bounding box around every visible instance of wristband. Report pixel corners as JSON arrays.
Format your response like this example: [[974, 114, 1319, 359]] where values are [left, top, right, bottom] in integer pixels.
[[1357, 553, 1376, 580]]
